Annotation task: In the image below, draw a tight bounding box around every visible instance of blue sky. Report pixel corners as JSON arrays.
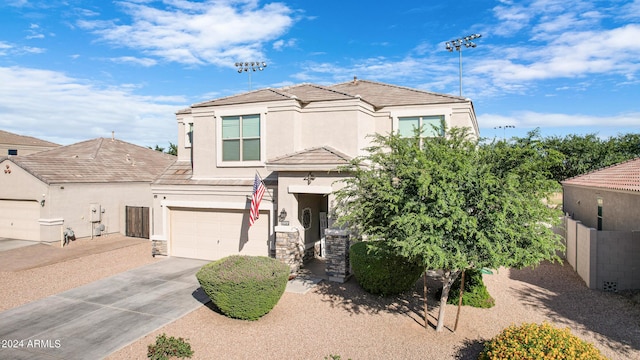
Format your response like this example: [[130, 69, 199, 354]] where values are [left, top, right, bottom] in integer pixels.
[[0, 0, 639, 147]]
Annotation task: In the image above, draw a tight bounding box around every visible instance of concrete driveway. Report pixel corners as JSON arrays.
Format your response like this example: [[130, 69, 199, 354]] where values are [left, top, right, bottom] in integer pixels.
[[0, 257, 209, 360], [0, 238, 39, 252]]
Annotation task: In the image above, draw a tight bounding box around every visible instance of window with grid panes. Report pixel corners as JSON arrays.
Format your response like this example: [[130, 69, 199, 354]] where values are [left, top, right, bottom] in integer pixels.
[[221, 114, 260, 161], [398, 115, 444, 138]]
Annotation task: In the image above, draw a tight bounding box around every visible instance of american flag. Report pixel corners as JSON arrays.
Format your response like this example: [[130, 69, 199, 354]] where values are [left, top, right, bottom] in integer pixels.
[[249, 173, 266, 227]]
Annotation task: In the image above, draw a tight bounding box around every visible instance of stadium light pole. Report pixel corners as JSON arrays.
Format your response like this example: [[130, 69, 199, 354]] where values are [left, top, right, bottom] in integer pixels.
[[235, 61, 267, 91], [445, 34, 481, 97], [494, 125, 515, 141]]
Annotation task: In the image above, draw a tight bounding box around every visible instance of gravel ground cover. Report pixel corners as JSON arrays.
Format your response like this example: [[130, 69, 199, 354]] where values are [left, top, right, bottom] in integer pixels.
[[0, 237, 159, 312], [1, 240, 638, 360], [108, 261, 640, 360]]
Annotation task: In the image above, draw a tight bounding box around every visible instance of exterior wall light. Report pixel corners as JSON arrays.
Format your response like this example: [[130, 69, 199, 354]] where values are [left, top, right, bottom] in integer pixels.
[[279, 208, 287, 222]]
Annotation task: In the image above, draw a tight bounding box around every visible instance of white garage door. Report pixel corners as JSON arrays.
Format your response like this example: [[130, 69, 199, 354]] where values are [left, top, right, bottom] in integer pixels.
[[170, 208, 270, 261], [0, 200, 40, 241]]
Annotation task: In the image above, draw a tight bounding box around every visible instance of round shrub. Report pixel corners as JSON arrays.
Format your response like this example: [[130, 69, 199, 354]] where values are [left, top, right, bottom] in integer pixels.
[[437, 268, 495, 308], [350, 241, 423, 296], [479, 322, 608, 360], [196, 255, 290, 320]]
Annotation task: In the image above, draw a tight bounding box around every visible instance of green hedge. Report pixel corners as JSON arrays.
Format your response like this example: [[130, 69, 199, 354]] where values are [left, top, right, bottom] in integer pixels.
[[196, 255, 290, 320], [479, 322, 608, 359], [350, 241, 423, 296], [438, 268, 495, 308]]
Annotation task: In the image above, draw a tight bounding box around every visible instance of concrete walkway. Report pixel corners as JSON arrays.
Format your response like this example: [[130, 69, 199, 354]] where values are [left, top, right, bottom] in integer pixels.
[[0, 257, 209, 360]]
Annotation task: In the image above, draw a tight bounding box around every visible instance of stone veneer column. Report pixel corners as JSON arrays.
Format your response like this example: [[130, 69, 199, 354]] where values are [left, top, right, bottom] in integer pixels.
[[151, 240, 167, 257], [275, 226, 303, 273], [325, 228, 351, 283]]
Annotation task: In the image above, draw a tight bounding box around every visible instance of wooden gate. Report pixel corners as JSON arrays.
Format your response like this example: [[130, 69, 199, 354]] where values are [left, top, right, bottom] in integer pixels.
[[126, 206, 149, 239]]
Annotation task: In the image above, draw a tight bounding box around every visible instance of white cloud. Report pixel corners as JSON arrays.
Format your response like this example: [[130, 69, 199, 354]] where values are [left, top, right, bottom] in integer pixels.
[[478, 111, 640, 129], [77, 0, 296, 67], [0, 66, 185, 147], [470, 23, 640, 96], [110, 56, 158, 67], [273, 38, 296, 51]]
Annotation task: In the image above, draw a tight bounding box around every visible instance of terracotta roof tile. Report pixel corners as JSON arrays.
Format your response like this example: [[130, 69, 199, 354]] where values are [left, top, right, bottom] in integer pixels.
[[561, 157, 640, 192]]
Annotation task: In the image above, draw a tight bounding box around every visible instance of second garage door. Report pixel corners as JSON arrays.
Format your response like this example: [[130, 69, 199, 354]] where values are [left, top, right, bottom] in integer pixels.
[[0, 200, 40, 241], [169, 207, 270, 261]]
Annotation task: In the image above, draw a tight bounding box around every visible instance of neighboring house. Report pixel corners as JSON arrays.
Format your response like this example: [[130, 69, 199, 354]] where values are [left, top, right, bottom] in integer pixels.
[[0, 129, 59, 156], [562, 157, 640, 291], [151, 79, 479, 264], [0, 137, 175, 243]]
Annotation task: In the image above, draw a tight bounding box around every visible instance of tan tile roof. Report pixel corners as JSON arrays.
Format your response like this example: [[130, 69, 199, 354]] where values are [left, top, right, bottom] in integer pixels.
[[0, 129, 59, 147], [562, 157, 640, 192], [153, 161, 277, 186], [267, 146, 351, 166], [4, 138, 175, 184], [329, 79, 467, 107], [190, 79, 464, 109]]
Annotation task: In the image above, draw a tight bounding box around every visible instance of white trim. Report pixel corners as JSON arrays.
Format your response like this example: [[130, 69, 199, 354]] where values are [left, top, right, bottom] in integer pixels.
[[288, 185, 333, 194], [38, 218, 64, 226]]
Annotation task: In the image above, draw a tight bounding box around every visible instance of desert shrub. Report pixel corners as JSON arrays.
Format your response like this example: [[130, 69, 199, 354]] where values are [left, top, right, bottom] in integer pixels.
[[437, 268, 495, 308], [147, 333, 193, 360], [350, 240, 423, 296], [479, 322, 608, 360], [196, 255, 289, 320]]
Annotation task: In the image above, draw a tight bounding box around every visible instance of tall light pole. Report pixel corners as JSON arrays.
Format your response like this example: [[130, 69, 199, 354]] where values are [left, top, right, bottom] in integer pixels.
[[235, 61, 267, 91], [445, 34, 481, 97], [494, 125, 515, 141]]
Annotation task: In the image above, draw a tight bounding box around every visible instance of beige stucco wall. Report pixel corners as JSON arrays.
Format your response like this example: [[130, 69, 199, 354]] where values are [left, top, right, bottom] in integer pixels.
[[153, 95, 478, 246], [0, 159, 49, 201], [1, 159, 154, 242], [44, 182, 154, 241], [563, 185, 640, 231]]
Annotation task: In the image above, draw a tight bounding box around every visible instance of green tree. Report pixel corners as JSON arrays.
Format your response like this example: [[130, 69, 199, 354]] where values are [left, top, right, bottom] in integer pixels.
[[540, 132, 640, 182], [335, 128, 564, 332], [150, 142, 178, 156]]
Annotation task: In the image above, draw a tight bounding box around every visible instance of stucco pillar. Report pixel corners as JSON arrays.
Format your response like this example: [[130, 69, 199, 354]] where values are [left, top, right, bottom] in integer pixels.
[[325, 228, 351, 283]]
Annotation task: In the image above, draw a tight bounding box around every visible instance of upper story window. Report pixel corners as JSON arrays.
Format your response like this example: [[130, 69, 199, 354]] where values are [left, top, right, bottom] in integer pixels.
[[8, 149, 17, 156], [398, 115, 445, 138], [221, 114, 260, 162]]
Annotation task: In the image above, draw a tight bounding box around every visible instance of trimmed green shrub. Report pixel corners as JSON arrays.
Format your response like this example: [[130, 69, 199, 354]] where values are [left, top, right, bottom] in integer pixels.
[[196, 255, 289, 320], [147, 333, 193, 360], [350, 241, 423, 296], [479, 322, 608, 360], [437, 268, 495, 308]]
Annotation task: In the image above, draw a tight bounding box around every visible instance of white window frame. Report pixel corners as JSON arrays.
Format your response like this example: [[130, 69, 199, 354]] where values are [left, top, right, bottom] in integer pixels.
[[215, 109, 267, 167], [391, 108, 450, 137], [397, 115, 445, 138]]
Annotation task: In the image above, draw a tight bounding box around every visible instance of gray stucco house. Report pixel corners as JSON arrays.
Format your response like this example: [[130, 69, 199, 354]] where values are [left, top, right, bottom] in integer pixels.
[[150, 79, 480, 265]]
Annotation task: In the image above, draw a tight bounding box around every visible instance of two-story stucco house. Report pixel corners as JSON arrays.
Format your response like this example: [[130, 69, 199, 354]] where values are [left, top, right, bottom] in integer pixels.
[[150, 79, 479, 264]]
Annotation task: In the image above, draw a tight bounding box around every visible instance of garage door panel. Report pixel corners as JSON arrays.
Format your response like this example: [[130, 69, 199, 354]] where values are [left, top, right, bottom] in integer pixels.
[[0, 200, 40, 241], [170, 208, 269, 261]]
